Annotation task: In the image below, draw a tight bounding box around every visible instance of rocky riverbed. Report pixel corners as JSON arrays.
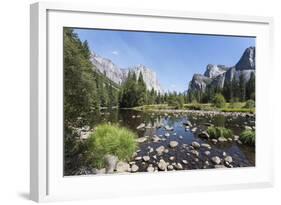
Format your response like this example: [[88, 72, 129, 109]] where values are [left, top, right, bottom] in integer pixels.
[[66, 109, 255, 175]]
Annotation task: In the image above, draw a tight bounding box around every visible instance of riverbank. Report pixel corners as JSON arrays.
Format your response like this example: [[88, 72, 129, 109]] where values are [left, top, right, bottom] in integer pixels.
[[126, 103, 255, 117]]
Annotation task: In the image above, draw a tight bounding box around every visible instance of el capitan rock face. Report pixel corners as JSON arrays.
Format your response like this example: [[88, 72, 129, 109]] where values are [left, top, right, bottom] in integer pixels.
[[90, 52, 163, 93], [188, 47, 256, 93], [125, 65, 163, 93]]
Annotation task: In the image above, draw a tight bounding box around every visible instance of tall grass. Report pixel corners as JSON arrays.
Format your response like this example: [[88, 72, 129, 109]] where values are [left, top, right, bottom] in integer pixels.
[[207, 126, 233, 139], [240, 130, 255, 145], [87, 124, 138, 169]]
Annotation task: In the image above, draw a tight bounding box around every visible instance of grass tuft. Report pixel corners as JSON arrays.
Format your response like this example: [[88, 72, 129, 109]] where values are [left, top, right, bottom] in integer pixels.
[[87, 124, 138, 169], [207, 126, 233, 139], [240, 130, 255, 145]]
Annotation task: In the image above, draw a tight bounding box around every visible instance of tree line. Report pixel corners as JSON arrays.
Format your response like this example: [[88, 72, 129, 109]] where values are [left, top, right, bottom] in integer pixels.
[[64, 28, 255, 126], [188, 73, 255, 104], [64, 28, 119, 125]]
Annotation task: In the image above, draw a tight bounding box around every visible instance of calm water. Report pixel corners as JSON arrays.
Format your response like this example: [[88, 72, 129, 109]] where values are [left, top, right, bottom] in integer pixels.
[[86, 109, 255, 171]]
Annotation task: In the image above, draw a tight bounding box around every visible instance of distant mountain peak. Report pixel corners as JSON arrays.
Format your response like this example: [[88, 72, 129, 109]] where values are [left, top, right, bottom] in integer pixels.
[[188, 46, 256, 94], [235, 46, 255, 70], [204, 64, 228, 78], [90, 52, 163, 93]]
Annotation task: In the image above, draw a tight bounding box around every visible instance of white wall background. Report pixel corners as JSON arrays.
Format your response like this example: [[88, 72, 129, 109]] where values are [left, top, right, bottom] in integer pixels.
[[0, 0, 280, 204]]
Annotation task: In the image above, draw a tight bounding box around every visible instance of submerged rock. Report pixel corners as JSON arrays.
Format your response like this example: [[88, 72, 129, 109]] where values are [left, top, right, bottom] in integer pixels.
[[156, 146, 165, 155], [192, 141, 201, 149], [164, 125, 174, 131], [169, 141, 179, 148], [164, 133, 170, 137]]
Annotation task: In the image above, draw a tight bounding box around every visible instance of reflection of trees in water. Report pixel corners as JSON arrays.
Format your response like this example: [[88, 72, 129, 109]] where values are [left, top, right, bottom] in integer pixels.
[[144, 127, 157, 137], [214, 115, 226, 127]]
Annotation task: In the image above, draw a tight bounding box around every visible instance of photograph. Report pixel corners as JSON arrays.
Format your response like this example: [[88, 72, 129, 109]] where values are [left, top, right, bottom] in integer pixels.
[[63, 28, 256, 176]]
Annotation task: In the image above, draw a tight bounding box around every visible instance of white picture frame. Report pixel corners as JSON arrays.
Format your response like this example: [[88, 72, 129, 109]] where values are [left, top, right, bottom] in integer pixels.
[[30, 2, 274, 202]]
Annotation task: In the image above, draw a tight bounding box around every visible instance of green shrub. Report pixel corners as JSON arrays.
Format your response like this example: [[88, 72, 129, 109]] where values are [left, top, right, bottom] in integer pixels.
[[228, 102, 242, 109], [240, 130, 255, 145], [184, 103, 202, 110], [207, 126, 233, 139], [87, 124, 138, 168], [168, 97, 184, 109], [244, 100, 255, 109], [213, 93, 226, 108], [221, 108, 255, 113]]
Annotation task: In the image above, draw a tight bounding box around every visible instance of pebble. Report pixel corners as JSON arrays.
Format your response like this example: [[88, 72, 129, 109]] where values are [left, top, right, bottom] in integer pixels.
[[211, 156, 221, 165], [169, 141, 179, 148], [175, 163, 183, 170], [192, 141, 200, 149], [147, 165, 154, 172], [182, 160, 188, 164], [131, 164, 139, 172], [224, 156, 233, 163], [143, 156, 150, 162]]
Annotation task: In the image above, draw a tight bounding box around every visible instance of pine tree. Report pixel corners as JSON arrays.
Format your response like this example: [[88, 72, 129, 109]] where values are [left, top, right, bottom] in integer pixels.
[[223, 80, 232, 102], [63, 28, 99, 125], [239, 74, 246, 101], [136, 72, 147, 106], [246, 72, 255, 100], [120, 71, 138, 107], [232, 76, 240, 102]]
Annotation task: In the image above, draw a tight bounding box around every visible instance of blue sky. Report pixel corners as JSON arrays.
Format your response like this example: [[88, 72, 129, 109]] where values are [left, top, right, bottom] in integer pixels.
[[74, 28, 255, 92]]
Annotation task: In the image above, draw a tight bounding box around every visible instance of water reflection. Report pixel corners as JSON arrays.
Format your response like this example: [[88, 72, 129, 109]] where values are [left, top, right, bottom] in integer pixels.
[[85, 109, 255, 169]]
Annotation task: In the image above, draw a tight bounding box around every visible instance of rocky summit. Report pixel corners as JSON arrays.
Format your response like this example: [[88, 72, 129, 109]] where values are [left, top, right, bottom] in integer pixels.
[[188, 47, 256, 93], [90, 51, 163, 93]]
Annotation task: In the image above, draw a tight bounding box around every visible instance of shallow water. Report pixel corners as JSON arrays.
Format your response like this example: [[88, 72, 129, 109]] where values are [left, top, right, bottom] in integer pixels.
[[85, 109, 255, 171]]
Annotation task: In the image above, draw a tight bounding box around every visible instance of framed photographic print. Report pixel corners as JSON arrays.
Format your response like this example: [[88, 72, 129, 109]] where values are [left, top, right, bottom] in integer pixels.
[[30, 2, 274, 202]]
